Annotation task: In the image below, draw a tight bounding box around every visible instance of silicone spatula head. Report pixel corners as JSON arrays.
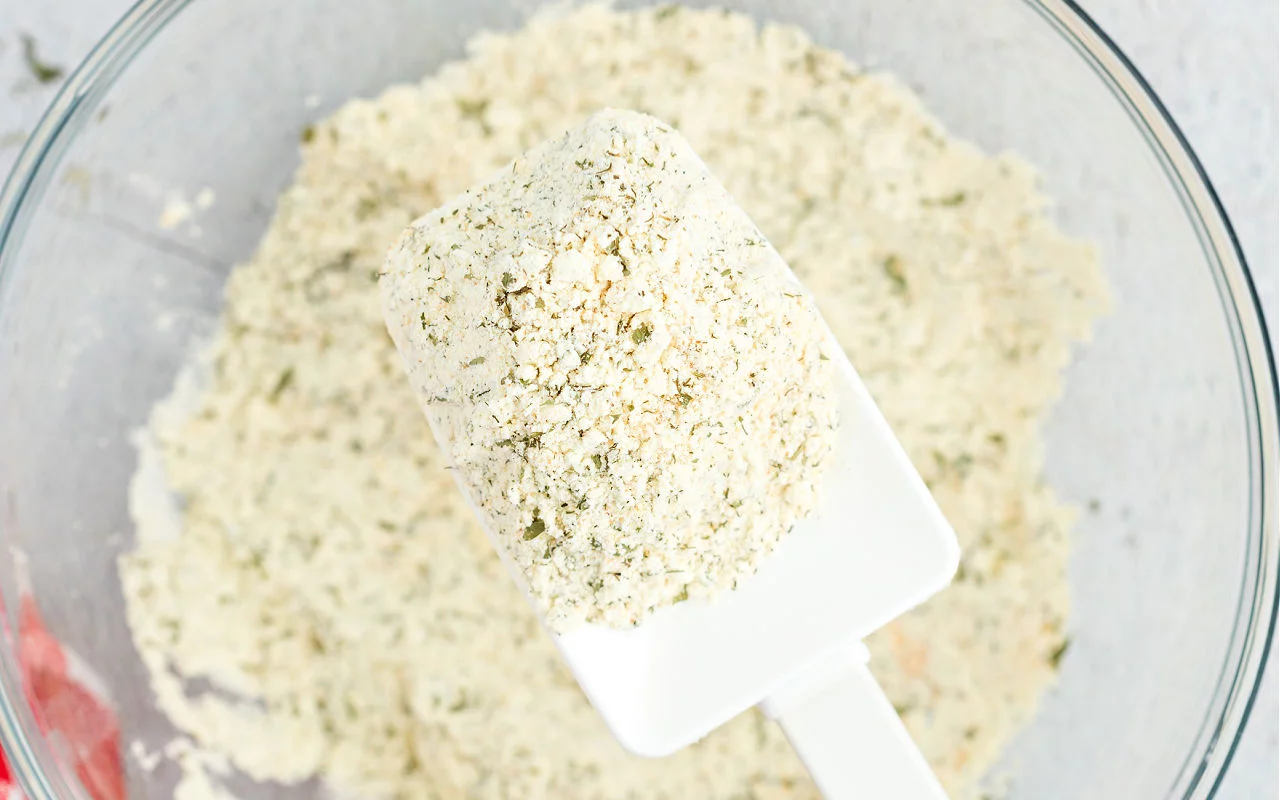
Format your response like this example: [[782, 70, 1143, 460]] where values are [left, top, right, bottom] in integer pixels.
[[381, 109, 960, 760]]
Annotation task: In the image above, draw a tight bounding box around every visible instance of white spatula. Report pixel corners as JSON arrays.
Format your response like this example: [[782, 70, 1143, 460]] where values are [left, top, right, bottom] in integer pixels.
[[430, 329, 957, 797], [384, 110, 961, 798], [554, 344, 960, 797]]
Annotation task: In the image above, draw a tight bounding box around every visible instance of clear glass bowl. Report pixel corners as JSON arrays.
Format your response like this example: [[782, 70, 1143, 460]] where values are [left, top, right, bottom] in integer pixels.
[[0, 0, 1275, 798]]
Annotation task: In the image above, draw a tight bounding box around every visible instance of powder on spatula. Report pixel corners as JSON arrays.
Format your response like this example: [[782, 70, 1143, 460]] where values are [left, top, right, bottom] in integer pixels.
[[381, 109, 838, 631]]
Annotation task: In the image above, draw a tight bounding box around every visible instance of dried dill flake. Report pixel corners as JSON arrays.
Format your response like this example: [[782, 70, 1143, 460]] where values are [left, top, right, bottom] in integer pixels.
[[524, 517, 547, 539], [382, 109, 837, 631], [19, 35, 63, 84]]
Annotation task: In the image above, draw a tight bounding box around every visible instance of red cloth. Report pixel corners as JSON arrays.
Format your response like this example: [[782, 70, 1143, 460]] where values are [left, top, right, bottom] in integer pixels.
[[0, 593, 124, 800]]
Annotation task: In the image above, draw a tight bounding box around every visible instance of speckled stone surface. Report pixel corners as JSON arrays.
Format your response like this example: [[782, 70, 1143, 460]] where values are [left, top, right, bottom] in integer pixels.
[[0, 0, 1274, 797]]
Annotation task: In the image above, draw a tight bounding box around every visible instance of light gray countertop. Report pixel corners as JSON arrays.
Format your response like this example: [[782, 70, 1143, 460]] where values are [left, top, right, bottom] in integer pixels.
[[0, 0, 1275, 798]]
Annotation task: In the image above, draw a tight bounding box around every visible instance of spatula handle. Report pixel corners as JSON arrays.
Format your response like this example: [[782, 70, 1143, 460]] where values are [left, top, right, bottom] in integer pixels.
[[760, 643, 948, 799]]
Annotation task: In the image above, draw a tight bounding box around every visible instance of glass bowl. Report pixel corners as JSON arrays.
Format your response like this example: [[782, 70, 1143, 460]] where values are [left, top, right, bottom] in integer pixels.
[[0, 0, 1274, 798]]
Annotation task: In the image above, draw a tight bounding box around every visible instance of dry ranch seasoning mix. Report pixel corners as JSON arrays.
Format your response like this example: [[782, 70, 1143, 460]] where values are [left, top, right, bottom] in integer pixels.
[[121, 4, 1110, 799]]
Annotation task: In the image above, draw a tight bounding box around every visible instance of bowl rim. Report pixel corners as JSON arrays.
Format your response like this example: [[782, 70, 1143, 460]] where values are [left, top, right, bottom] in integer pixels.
[[0, 0, 1275, 797]]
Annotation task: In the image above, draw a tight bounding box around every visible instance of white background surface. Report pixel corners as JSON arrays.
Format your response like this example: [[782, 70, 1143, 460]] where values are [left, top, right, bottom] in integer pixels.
[[0, 0, 1274, 797]]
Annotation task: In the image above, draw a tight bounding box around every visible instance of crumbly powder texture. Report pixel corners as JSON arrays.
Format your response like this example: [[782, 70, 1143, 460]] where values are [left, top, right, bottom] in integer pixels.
[[381, 109, 836, 630], [120, 4, 1109, 799]]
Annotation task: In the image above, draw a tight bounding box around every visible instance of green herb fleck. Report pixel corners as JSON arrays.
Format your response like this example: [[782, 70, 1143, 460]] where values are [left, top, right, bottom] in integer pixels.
[[466, 356, 486, 367], [655, 5, 680, 21], [20, 35, 63, 84], [420, 312, 428, 330], [523, 517, 546, 540], [501, 272, 515, 288], [448, 692, 471, 712], [678, 392, 693, 407], [456, 97, 489, 120], [356, 196, 380, 219], [882, 254, 907, 294], [269, 367, 295, 402], [926, 191, 967, 207], [932, 450, 948, 471], [631, 324, 652, 345], [1047, 637, 1071, 669], [300, 125, 316, 144], [579, 351, 593, 365], [591, 454, 604, 470]]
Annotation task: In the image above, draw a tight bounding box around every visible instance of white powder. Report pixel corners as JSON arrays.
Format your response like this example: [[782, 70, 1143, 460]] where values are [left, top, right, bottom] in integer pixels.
[[120, 5, 1109, 799], [382, 109, 836, 630]]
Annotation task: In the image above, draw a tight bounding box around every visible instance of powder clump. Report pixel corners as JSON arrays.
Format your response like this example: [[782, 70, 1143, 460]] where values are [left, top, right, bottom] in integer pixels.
[[381, 109, 837, 630]]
